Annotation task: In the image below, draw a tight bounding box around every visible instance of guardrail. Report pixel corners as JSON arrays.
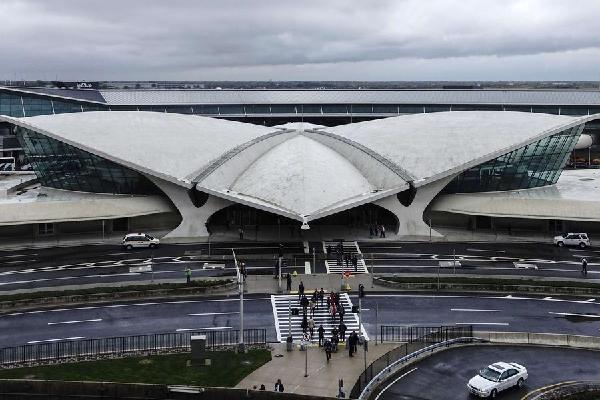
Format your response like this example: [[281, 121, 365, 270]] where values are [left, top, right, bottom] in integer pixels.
[[350, 326, 473, 398], [356, 337, 485, 400], [379, 325, 473, 344], [0, 328, 267, 367]]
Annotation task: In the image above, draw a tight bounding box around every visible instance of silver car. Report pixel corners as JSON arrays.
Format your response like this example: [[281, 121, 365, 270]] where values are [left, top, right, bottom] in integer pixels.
[[554, 233, 591, 248]]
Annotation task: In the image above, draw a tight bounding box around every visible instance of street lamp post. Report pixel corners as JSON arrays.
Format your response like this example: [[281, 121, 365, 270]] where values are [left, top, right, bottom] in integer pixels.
[[233, 249, 245, 353]]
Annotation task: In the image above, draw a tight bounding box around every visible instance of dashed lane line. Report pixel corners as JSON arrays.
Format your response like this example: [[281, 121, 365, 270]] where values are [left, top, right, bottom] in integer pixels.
[[47, 318, 103, 325], [188, 312, 240, 316], [27, 336, 85, 344], [451, 308, 500, 312], [175, 326, 233, 332]]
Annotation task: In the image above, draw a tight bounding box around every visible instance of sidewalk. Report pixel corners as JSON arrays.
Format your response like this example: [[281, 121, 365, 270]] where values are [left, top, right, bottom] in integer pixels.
[[236, 342, 400, 398]]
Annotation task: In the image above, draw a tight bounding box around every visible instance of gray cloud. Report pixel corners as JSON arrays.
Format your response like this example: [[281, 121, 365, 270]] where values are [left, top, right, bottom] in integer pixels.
[[1, 0, 599, 80]]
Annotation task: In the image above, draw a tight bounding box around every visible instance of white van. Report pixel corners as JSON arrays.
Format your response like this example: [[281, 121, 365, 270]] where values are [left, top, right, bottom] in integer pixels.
[[122, 233, 160, 249]]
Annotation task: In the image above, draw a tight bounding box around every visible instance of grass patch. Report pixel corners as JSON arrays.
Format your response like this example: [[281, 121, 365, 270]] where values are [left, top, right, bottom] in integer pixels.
[[0, 279, 233, 303], [382, 276, 600, 289], [0, 350, 271, 387]]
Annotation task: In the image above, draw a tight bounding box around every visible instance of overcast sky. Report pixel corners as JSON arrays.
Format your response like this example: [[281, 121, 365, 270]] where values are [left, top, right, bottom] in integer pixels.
[[2, 0, 600, 81]]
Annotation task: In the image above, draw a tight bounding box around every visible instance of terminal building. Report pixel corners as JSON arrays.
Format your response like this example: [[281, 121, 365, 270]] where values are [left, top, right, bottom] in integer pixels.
[[0, 103, 598, 241]]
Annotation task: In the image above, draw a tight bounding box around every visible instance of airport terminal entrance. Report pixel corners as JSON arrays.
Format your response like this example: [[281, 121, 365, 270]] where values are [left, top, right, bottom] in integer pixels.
[[206, 203, 398, 240]]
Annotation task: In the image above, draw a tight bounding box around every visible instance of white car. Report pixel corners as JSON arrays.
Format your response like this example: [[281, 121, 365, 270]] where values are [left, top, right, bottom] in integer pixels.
[[553, 233, 591, 248], [467, 361, 527, 398], [121, 233, 160, 249]]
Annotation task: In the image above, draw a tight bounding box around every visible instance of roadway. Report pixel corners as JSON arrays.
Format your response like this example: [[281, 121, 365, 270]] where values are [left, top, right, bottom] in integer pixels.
[[0, 241, 598, 291], [3, 292, 600, 348], [377, 345, 600, 400]]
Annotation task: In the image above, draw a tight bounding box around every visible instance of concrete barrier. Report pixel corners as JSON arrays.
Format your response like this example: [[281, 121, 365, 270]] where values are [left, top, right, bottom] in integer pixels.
[[473, 331, 600, 350]]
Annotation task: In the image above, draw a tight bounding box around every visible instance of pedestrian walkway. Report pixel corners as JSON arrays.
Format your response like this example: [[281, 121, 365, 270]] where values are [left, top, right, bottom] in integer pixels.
[[323, 240, 368, 274], [236, 341, 401, 398], [271, 293, 365, 342]]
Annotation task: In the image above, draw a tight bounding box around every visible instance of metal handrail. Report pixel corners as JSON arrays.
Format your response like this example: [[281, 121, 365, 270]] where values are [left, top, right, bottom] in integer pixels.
[[358, 337, 487, 400]]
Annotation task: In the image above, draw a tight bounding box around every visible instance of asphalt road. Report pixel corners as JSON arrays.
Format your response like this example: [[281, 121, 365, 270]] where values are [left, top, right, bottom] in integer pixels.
[[0, 241, 598, 291], [3, 292, 600, 348], [378, 345, 600, 400]]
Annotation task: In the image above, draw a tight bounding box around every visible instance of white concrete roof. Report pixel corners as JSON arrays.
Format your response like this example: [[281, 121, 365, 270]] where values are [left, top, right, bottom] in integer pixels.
[[2, 112, 273, 186], [328, 111, 594, 185], [0, 111, 593, 223], [431, 169, 600, 221]]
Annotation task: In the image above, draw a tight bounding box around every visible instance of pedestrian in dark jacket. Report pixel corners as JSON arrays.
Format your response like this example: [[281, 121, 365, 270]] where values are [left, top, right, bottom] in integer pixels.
[[348, 331, 357, 357], [339, 304, 345, 323], [318, 325, 325, 347], [352, 254, 358, 272], [318, 288, 325, 306], [582, 258, 588, 276], [300, 295, 309, 315], [298, 281, 305, 300], [324, 339, 332, 362], [339, 322, 347, 342], [274, 379, 284, 392], [301, 314, 308, 334], [286, 273, 292, 291]]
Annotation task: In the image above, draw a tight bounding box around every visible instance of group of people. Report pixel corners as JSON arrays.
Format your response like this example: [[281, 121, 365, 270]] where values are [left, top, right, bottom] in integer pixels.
[[251, 379, 284, 392], [327, 242, 361, 272], [369, 224, 386, 238], [323, 328, 361, 362]]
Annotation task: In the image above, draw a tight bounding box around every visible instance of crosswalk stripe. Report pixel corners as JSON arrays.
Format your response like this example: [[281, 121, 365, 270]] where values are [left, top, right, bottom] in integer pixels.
[[270, 293, 367, 342], [323, 241, 368, 274]]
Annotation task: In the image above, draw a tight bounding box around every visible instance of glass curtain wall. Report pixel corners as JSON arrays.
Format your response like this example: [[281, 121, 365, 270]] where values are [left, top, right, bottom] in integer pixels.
[[443, 125, 584, 193], [16, 127, 159, 195]]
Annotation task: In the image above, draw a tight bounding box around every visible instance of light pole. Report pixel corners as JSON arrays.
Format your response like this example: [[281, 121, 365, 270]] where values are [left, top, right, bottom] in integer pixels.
[[233, 249, 245, 353], [312, 247, 315, 273]]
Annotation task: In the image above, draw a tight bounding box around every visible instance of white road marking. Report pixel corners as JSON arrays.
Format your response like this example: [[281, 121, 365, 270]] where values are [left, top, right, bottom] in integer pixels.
[[549, 312, 600, 318], [27, 336, 85, 344], [133, 302, 159, 306], [188, 312, 240, 316], [375, 368, 418, 400], [175, 326, 232, 332], [451, 308, 499, 312], [47, 318, 102, 325], [455, 322, 509, 326]]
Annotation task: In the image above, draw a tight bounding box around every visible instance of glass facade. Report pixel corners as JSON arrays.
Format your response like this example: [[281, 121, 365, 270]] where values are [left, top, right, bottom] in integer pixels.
[[16, 127, 159, 195], [443, 125, 583, 193], [0, 90, 108, 117]]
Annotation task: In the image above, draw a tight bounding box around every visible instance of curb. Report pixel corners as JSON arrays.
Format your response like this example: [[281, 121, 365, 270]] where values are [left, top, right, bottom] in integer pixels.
[[521, 381, 600, 400], [0, 280, 237, 313]]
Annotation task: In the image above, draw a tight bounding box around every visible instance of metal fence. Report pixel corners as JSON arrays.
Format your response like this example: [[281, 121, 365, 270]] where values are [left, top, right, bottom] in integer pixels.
[[350, 326, 473, 398], [0, 328, 267, 366], [379, 325, 473, 344]]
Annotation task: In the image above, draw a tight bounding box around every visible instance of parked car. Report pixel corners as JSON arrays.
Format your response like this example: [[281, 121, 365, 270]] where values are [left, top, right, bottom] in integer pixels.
[[121, 233, 160, 249], [553, 233, 591, 248], [467, 361, 528, 398]]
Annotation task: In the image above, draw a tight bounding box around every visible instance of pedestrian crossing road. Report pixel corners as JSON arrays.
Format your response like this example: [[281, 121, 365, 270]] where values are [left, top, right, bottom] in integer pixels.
[[323, 241, 368, 274], [270, 293, 368, 342]]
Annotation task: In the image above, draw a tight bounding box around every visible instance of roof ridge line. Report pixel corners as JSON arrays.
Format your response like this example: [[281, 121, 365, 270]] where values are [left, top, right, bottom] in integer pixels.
[[307, 128, 416, 182]]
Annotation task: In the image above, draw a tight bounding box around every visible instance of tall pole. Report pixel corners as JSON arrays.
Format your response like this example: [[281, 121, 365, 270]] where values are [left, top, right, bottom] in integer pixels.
[[375, 302, 378, 346], [304, 339, 308, 378], [312, 247, 316, 272], [278, 256, 282, 293], [371, 253, 374, 288], [288, 299, 292, 338], [358, 296, 362, 338], [453, 249, 456, 274], [233, 249, 245, 353], [429, 218, 432, 242]]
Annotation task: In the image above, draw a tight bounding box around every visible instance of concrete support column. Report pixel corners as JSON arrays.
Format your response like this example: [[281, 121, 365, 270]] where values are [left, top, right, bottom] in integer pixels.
[[374, 175, 455, 238], [148, 177, 232, 241]]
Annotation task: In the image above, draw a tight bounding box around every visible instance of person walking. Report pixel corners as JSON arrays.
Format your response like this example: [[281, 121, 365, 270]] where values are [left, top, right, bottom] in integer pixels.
[[369, 225, 374, 238], [352, 254, 358, 272], [324, 339, 332, 363], [238, 226, 244, 240], [298, 280, 305, 300], [339, 321, 347, 342], [380, 224, 386, 238], [274, 378, 284, 392], [185, 266, 192, 284], [309, 298, 316, 318], [374, 225, 379, 237], [300, 295, 309, 316], [308, 316, 315, 338], [286, 273, 292, 291], [319, 288, 325, 307], [301, 314, 308, 334], [582, 258, 588, 276], [318, 324, 325, 347], [339, 305, 345, 323]]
